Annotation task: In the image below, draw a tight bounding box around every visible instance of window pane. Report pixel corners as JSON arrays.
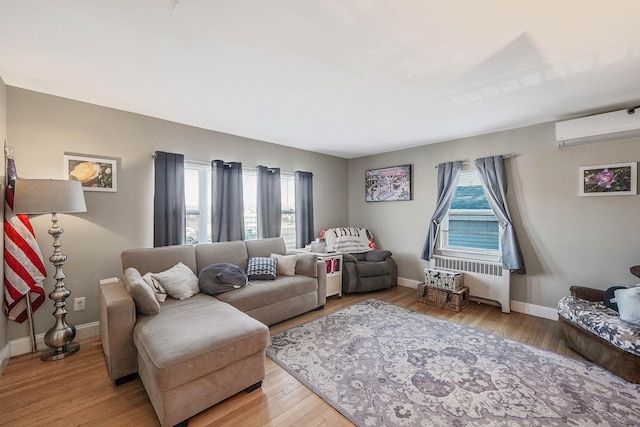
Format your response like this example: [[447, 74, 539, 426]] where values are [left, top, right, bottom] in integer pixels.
[[444, 170, 499, 252], [281, 174, 296, 248], [185, 167, 201, 244], [243, 171, 258, 240]]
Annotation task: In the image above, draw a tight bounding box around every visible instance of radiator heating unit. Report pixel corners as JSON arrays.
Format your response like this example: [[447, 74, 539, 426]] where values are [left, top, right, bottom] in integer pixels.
[[432, 255, 510, 313]]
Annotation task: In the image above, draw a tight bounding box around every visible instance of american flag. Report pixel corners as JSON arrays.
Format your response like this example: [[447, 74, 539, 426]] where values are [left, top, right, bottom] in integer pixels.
[[3, 156, 47, 323]]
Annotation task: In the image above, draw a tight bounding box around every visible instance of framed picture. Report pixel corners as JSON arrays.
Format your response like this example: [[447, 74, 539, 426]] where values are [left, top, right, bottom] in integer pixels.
[[63, 154, 117, 192], [579, 162, 636, 197], [365, 165, 412, 202]]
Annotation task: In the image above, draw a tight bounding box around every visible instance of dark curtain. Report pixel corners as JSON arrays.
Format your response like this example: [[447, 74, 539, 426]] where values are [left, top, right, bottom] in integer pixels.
[[153, 151, 186, 247], [421, 161, 462, 260], [475, 156, 526, 274], [211, 160, 245, 242], [257, 165, 281, 238], [295, 171, 314, 248]]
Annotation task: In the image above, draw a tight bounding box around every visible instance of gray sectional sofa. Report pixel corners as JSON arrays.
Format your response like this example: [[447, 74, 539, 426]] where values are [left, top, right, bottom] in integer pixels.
[[99, 237, 327, 427]]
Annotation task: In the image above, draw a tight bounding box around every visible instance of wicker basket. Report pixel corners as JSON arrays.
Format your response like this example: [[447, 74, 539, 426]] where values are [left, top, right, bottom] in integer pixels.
[[417, 284, 469, 312], [424, 268, 464, 290]]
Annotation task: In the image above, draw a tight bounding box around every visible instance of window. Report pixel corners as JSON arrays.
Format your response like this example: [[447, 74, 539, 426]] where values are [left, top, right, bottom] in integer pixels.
[[242, 169, 296, 248], [439, 169, 500, 258], [185, 162, 295, 248], [184, 162, 211, 244]]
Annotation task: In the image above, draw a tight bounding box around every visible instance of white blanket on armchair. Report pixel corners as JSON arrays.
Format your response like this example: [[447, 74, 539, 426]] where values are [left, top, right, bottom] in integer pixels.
[[319, 227, 377, 253]]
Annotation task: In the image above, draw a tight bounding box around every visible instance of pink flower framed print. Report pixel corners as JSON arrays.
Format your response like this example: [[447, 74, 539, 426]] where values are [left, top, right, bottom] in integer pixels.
[[579, 162, 636, 196]]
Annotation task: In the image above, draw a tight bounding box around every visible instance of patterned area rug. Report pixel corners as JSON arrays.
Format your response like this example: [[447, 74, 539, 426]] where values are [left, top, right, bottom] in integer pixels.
[[267, 299, 640, 426]]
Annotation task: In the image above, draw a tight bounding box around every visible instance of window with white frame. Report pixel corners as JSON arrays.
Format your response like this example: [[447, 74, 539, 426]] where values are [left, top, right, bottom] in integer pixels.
[[185, 162, 296, 248], [439, 168, 500, 259], [184, 162, 211, 244]]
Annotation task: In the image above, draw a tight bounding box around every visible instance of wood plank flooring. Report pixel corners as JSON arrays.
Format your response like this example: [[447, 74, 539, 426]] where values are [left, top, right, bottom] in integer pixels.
[[0, 286, 583, 427]]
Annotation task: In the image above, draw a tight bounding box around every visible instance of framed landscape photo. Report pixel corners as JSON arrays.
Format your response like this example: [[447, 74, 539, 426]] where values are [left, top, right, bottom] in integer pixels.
[[365, 164, 412, 202], [63, 154, 117, 192], [579, 162, 636, 197]]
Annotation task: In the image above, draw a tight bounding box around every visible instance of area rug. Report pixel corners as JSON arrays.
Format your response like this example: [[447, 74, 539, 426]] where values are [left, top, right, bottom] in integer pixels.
[[267, 299, 640, 427]]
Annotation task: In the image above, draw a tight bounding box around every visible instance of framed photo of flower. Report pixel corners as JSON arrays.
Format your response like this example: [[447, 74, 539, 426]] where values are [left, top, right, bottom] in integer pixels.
[[63, 154, 117, 192], [579, 162, 636, 197]]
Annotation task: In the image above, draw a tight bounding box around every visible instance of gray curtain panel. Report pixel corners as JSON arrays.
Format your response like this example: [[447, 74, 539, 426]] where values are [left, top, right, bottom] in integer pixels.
[[153, 151, 186, 247], [211, 160, 245, 242], [295, 171, 314, 248], [257, 165, 282, 238], [421, 161, 462, 260], [474, 156, 526, 274]]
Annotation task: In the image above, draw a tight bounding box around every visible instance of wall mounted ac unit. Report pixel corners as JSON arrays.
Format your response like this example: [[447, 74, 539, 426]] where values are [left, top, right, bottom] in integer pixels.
[[556, 108, 640, 147]]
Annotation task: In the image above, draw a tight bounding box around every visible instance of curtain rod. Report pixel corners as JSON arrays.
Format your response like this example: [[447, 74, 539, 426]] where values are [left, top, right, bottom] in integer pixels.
[[435, 154, 512, 168]]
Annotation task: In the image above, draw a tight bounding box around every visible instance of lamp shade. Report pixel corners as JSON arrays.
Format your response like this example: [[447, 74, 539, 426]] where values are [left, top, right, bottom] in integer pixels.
[[13, 179, 87, 214]]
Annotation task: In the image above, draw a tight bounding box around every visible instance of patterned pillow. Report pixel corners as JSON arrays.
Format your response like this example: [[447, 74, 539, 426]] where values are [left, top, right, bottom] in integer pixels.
[[247, 257, 277, 280]]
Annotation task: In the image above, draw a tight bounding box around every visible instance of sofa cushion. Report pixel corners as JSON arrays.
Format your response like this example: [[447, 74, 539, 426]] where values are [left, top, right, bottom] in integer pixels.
[[615, 286, 640, 325], [247, 257, 277, 280], [152, 262, 199, 300], [270, 253, 297, 276], [246, 237, 286, 258], [195, 241, 249, 272], [294, 253, 318, 277], [133, 295, 269, 391], [123, 268, 160, 315], [355, 260, 392, 278], [199, 263, 248, 296], [216, 275, 318, 313], [558, 295, 640, 356]]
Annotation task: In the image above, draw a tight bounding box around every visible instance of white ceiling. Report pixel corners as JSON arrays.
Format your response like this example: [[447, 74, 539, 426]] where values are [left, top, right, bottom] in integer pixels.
[[1, 1, 639, 159]]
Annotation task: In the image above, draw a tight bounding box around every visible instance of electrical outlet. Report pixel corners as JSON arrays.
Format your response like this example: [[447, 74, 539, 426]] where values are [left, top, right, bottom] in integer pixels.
[[74, 297, 86, 312]]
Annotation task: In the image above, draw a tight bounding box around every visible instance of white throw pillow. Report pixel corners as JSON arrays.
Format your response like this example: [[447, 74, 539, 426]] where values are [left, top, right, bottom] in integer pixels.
[[142, 272, 167, 303], [615, 286, 640, 326], [270, 253, 298, 276], [151, 262, 199, 300], [123, 268, 160, 315]]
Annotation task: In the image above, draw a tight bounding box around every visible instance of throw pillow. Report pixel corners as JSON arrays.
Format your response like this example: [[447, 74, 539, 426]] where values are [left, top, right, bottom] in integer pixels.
[[123, 268, 160, 315], [294, 253, 318, 277], [151, 262, 199, 300], [246, 257, 277, 280], [603, 285, 627, 312], [270, 253, 298, 276], [615, 286, 640, 325], [365, 250, 392, 262], [199, 263, 248, 296], [142, 272, 167, 303]]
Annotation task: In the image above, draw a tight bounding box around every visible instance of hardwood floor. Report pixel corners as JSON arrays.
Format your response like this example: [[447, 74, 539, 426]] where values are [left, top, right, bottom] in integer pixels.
[[0, 286, 583, 427]]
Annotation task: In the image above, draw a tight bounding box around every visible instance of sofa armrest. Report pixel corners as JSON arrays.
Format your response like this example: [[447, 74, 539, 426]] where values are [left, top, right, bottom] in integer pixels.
[[343, 253, 358, 263], [316, 260, 327, 307], [99, 280, 137, 383], [569, 285, 605, 302]]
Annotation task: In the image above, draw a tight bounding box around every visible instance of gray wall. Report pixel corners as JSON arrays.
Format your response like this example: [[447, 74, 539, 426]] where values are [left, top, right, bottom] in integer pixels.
[[348, 124, 640, 309], [0, 77, 6, 350], [6, 87, 348, 342]]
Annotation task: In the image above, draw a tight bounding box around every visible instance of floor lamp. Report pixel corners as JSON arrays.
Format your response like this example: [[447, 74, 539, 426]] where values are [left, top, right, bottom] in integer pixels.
[[13, 179, 87, 361]]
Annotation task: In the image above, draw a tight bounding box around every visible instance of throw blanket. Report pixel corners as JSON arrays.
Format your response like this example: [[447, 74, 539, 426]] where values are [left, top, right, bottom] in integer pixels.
[[320, 227, 377, 253]]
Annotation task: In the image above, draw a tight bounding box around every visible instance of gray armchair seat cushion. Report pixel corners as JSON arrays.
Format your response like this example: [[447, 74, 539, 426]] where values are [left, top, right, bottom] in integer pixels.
[[341, 249, 397, 294]]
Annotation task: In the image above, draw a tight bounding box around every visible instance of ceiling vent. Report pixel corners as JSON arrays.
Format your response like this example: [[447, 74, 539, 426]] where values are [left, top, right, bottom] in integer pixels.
[[556, 107, 640, 147]]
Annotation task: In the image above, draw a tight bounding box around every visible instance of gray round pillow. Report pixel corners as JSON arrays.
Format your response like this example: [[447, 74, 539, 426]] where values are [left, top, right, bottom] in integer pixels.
[[199, 263, 248, 296]]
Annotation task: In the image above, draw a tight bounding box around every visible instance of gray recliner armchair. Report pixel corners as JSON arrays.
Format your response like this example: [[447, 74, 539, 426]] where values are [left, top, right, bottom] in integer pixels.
[[342, 249, 397, 294]]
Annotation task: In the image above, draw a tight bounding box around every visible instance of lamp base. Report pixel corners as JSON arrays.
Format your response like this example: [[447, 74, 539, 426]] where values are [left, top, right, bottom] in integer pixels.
[[40, 341, 80, 361]]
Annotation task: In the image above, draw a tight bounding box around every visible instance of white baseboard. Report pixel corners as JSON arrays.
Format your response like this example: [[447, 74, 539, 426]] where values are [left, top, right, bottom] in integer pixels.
[[0, 343, 10, 377], [510, 300, 558, 321], [9, 321, 100, 358], [398, 278, 558, 321], [397, 277, 421, 289]]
